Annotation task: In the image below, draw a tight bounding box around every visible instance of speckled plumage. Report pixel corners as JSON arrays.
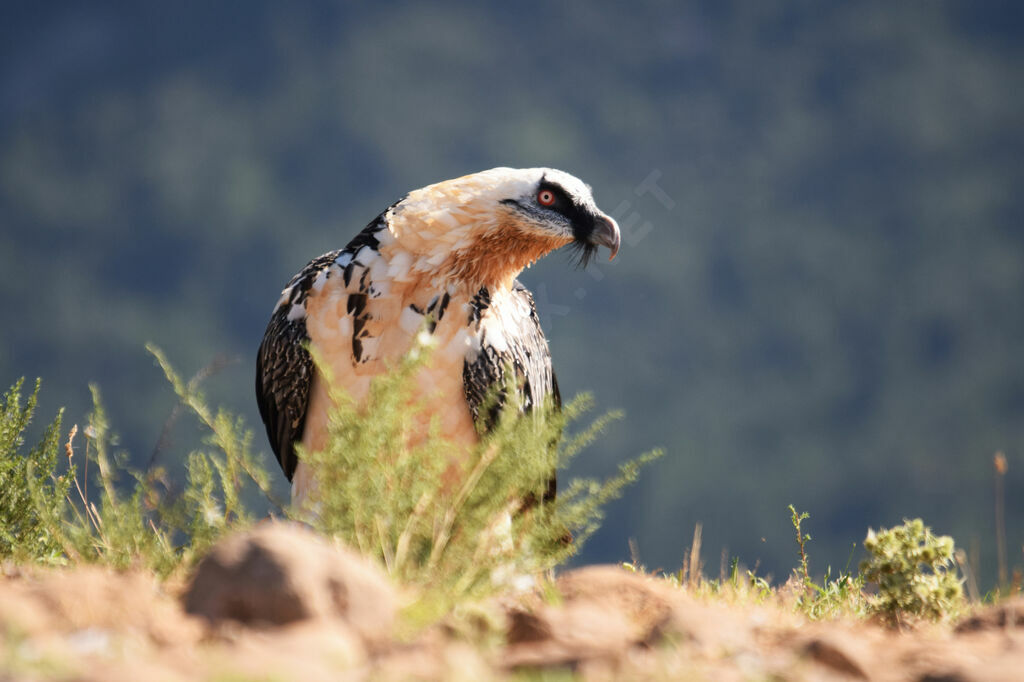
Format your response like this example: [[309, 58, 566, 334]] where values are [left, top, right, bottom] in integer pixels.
[[256, 168, 620, 503]]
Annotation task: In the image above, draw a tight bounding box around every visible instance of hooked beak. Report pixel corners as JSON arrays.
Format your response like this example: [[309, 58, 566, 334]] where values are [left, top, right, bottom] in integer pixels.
[[590, 214, 621, 261]]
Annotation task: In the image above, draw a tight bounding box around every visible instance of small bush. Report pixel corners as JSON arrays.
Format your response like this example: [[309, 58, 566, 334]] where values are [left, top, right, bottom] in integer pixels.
[[860, 518, 965, 624], [0, 378, 70, 563], [0, 350, 276, 576], [300, 342, 662, 614]]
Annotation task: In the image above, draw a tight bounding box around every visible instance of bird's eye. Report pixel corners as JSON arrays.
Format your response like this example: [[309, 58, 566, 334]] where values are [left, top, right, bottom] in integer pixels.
[[537, 189, 556, 207]]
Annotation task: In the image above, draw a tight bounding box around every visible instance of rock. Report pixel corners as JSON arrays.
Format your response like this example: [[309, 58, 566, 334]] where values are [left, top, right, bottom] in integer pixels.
[[503, 602, 636, 671], [552, 565, 758, 653], [223, 620, 367, 681], [505, 607, 553, 644], [954, 598, 1024, 633], [1, 565, 202, 647], [802, 635, 869, 679], [916, 672, 973, 682], [502, 565, 762, 673], [555, 565, 677, 642], [499, 566, 672, 671], [183, 521, 396, 644], [373, 631, 492, 682]]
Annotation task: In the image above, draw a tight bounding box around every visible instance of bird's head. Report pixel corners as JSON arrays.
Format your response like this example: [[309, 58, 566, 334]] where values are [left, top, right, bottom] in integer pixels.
[[383, 168, 620, 290]]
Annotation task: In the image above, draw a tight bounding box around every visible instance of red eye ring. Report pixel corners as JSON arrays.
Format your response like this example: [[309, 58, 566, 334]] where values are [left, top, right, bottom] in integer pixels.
[[537, 189, 556, 206]]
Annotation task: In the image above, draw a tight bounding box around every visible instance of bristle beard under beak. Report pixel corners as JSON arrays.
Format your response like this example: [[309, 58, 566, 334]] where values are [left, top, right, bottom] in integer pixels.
[[573, 214, 620, 268], [570, 241, 600, 269]]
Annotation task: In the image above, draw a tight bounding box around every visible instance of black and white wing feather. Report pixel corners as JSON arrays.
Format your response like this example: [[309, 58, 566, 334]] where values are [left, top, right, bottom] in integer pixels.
[[462, 280, 561, 502], [462, 281, 560, 426], [255, 250, 339, 481], [255, 213, 390, 480]]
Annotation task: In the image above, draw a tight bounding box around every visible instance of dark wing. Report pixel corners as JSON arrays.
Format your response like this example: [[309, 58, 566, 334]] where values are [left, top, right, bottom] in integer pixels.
[[256, 206, 397, 480], [256, 250, 341, 480], [462, 280, 560, 502]]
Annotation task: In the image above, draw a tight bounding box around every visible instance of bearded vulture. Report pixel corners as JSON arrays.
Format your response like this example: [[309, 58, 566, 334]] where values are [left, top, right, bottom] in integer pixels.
[[256, 168, 620, 502]]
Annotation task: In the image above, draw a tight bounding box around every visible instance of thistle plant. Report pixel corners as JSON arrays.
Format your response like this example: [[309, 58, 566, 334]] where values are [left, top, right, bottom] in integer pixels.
[[860, 518, 964, 623]]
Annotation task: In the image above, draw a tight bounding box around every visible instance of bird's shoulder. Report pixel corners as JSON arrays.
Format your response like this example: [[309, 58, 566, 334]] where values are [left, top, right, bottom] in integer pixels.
[[255, 207, 394, 478]]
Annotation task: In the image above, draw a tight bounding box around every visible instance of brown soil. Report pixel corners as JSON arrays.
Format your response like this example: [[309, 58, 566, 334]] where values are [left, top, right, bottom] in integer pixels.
[[2, 524, 1022, 681]]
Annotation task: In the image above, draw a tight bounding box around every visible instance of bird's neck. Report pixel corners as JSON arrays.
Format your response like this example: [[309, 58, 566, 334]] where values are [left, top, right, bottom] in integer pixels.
[[387, 215, 570, 294], [443, 227, 568, 292]]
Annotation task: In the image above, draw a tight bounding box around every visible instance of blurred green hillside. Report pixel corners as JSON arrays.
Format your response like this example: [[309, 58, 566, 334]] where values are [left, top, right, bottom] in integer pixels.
[[2, 1, 1023, 585]]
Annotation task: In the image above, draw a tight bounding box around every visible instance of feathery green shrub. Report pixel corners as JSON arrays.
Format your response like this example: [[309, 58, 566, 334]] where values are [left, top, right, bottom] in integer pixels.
[[0, 349, 276, 576], [0, 378, 70, 563], [300, 341, 662, 614]]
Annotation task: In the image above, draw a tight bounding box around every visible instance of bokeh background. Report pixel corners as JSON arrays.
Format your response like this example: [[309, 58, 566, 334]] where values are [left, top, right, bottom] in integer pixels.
[[3, 1, 1023, 587]]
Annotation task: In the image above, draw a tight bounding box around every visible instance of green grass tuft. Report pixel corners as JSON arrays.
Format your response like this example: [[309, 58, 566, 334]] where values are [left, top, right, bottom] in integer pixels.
[[626, 508, 972, 626], [786, 505, 867, 619]]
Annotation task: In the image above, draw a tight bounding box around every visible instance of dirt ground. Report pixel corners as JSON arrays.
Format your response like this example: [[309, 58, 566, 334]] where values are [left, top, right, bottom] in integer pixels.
[[2, 524, 1022, 681]]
